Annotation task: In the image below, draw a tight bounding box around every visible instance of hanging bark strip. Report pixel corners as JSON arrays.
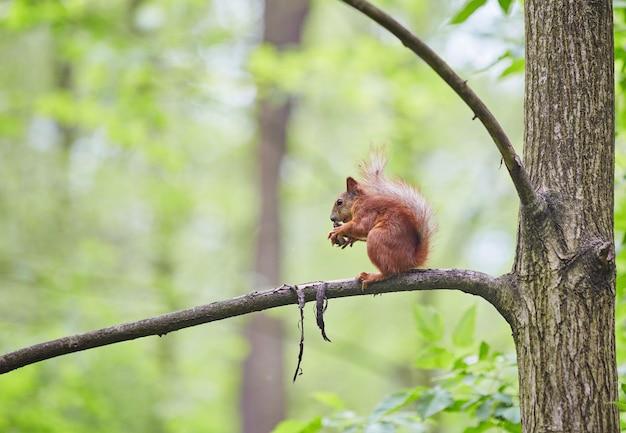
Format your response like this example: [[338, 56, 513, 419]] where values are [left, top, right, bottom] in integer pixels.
[[292, 286, 306, 382], [315, 283, 331, 342]]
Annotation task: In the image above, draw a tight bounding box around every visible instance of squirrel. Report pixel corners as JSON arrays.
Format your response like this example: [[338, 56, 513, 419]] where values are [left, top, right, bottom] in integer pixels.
[[328, 152, 434, 288]]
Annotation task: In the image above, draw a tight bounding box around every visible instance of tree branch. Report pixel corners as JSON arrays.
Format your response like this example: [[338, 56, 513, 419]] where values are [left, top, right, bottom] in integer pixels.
[[338, 0, 539, 208], [0, 269, 503, 375]]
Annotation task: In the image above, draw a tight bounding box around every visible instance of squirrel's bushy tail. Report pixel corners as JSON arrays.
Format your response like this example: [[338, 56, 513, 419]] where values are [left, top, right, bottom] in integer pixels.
[[359, 151, 434, 265]]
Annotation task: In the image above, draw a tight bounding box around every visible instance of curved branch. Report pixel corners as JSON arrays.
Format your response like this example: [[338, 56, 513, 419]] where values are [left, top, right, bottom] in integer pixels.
[[0, 269, 504, 375], [338, 0, 538, 208]]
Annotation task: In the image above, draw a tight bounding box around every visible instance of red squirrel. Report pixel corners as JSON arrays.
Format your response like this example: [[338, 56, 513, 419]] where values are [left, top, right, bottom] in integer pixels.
[[328, 153, 433, 287]]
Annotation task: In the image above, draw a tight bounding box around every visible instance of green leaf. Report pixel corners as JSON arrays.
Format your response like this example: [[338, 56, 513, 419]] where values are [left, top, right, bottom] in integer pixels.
[[415, 346, 453, 369], [497, 0, 514, 14], [495, 406, 521, 424], [450, 0, 488, 24], [501, 420, 522, 433], [492, 392, 514, 405], [414, 305, 444, 342], [475, 398, 493, 421], [371, 389, 421, 418], [500, 58, 525, 78], [415, 387, 454, 419], [452, 355, 469, 370], [613, 400, 626, 412], [463, 421, 497, 433], [383, 413, 427, 432], [453, 305, 477, 347], [271, 418, 322, 433], [300, 419, 323, 433], [323, 412, 361, 431], [271, 420, 305, 433], [460, 395, 488, 412], [478, 341, 490, 360]]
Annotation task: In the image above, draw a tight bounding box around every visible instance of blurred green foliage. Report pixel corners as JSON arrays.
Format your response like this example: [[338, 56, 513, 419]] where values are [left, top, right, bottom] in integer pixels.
[[0, 0, 623, 432], [272, 306, 520, 433]]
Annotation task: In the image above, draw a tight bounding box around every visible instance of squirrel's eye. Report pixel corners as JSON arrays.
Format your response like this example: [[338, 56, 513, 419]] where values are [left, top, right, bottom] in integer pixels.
[[336, 199, 343, 206]]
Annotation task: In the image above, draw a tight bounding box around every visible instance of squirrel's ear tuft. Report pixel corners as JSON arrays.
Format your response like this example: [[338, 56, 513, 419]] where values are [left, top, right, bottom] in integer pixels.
[[346, 177, 359, 193]]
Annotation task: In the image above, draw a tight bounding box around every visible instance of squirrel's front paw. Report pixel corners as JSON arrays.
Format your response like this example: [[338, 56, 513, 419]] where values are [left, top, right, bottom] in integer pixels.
[[338, 236, 356, 249], [328, 228, 342, 245]]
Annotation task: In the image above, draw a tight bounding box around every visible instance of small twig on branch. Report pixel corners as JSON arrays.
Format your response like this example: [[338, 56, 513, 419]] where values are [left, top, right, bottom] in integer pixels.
[[0, 269, 503, 375], [337, 0, 539, 208]]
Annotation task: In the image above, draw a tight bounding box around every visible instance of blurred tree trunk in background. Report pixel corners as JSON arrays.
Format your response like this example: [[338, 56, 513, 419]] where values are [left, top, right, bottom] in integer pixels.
[[54, 60, 75, 155], [54, 57, 75, 214], [128, 1, 185, 429], [152, 208, 187, 425], [240, 1, 309, 432]]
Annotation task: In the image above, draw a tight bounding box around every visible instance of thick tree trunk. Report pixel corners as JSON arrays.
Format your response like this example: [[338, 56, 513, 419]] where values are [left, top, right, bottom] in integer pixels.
[[513, 1, 618, 431], [239, 2, 309, 433]]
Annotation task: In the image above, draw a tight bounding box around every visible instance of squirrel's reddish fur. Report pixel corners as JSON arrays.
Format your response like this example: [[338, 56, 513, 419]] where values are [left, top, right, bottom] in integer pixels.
[[329, 153, 433, 287]]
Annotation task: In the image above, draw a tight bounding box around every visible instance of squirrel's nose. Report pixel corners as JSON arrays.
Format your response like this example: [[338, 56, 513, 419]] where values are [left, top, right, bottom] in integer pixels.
[[330, 216, 339, 223]]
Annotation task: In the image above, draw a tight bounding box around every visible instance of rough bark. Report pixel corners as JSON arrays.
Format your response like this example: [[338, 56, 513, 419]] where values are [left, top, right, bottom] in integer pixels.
[[240, 2, 310, 432], [512, 1, 618, 432]]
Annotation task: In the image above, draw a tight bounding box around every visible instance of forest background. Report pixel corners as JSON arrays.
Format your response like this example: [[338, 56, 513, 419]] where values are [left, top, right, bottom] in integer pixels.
[[2, 0, 626, 432]]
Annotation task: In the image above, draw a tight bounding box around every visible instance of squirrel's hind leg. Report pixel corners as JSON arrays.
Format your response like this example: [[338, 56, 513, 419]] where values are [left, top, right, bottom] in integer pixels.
[[357, 272, 388, 290]]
